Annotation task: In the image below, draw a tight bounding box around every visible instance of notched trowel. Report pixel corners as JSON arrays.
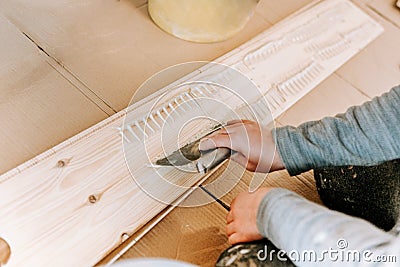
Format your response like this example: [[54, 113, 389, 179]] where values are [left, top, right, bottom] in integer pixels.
[[154, 125, 233, 174]]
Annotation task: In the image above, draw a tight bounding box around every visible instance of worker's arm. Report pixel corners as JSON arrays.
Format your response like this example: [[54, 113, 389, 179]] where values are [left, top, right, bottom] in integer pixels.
[[259, 188, 400, 266], [227, 188, 400, 266], [200, 119, 284, 173], [275, 85, 400, 175], [200, 85, 400, 175]]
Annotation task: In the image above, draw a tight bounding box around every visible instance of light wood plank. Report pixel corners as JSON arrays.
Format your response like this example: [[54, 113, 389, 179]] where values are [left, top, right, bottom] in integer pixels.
[[0, 15, 107, 175], [0, 1, 383, 266], [0, 113, 164, 266]]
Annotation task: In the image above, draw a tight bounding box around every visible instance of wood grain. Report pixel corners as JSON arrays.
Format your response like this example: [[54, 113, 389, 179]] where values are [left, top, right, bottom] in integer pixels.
[[0, 1, 383, 266]]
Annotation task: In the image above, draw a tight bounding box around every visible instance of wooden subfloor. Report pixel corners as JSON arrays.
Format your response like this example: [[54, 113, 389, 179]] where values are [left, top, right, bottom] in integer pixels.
[[0, 0, 399, 266]]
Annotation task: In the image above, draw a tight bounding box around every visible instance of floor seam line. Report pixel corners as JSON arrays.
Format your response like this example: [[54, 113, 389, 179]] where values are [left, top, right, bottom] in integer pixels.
[[366, 3, 400, 29], [334, 73, 373, 99], [17, 27, 117, 115]]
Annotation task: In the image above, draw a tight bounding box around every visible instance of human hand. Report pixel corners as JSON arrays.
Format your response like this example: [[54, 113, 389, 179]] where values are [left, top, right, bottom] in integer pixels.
[[226, 187, 273, 244], [199, 120, 284, 173]]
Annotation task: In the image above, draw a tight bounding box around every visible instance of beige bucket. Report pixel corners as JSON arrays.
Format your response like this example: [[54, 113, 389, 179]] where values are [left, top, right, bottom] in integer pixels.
[[148, 0, 259, 43]]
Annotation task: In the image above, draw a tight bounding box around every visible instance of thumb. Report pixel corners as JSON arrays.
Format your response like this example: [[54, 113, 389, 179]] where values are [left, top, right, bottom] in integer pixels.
[[199, 138, 216, 151], [199, 135, 232, 151]]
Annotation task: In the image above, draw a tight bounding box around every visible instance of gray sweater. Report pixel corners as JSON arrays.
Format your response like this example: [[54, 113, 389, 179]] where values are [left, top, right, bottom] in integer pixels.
[[259, 85, 400, 266]]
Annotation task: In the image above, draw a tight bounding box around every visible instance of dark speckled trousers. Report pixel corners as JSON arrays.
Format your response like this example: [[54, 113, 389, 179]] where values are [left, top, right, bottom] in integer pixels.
[[216, 159, 400, 266]]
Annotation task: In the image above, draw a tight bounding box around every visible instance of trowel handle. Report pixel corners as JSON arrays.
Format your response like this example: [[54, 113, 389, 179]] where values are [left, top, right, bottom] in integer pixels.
[[211, 147, 233, 169], [197, 147, 233, 174]]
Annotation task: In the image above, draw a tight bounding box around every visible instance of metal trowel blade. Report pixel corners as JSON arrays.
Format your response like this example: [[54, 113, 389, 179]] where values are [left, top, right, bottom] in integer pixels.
[[155, 139, 202, 166], [154, 124, 223, 167]]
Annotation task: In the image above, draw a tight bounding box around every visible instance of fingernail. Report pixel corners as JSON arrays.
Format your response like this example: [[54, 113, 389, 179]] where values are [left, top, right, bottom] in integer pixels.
[[199, 138, 215, 151]]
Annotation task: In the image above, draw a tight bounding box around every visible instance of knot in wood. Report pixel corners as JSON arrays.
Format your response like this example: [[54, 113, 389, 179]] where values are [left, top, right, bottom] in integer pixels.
[[88, 195, 97, 204], [121, 233, 130, 242], [57, 160, 66, 168], [0, 237, 11, 265]]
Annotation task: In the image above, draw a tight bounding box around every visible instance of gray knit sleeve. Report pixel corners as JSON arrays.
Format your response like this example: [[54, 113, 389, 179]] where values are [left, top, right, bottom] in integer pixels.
[[257, 188, 400, 266], [273, 85, 400, 175]]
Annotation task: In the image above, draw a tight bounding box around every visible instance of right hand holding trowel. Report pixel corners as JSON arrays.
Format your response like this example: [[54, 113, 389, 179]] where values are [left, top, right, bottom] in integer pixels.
[[199, 120, 284, 173]]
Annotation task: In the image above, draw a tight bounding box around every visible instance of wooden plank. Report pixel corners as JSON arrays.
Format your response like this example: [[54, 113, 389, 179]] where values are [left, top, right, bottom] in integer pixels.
[[0, 14, 107, 175], [0, 0, 270, 112], [0, 1, 383, 266], [336, 1, 400, 98]]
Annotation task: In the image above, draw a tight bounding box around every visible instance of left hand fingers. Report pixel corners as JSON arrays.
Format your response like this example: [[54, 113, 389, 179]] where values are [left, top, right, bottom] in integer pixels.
[[226, 210, 234, 224], [226, 222, 235, 236], [228, 232, 242, 245]]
